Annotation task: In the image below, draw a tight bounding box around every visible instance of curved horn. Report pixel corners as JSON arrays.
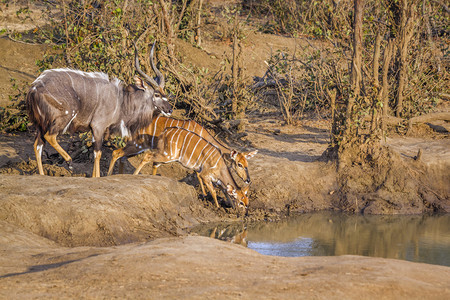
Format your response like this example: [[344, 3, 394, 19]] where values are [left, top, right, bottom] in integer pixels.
[[133, 41, 160, 90], [149, 42, 165, 90]]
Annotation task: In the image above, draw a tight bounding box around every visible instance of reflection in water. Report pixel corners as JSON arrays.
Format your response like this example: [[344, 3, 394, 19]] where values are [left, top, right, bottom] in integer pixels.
[[192, 212, 450, 267]]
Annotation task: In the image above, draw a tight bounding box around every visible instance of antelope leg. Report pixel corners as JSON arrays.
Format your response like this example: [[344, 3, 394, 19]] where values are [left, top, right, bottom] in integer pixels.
[[110, 142, 144, 175], [133, 152, 153, 175], [43, 133, 72, 163], [202, 177, 219, 208], [107, 148, 125, 176], [196, 171, 207, 196], [152, 163, 161, 176], [93, 150, 102, 177], [33, 137, 45, 175]]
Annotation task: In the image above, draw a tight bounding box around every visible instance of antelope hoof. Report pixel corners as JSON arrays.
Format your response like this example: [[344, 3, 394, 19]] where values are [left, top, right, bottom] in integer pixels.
[[66, 160, 73, 170]]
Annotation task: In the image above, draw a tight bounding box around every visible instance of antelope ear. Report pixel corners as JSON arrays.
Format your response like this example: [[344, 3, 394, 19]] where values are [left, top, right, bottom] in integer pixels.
[[245, 150, 258, 159], [134, 76, 147, 90], [230, 150, 238, 161]]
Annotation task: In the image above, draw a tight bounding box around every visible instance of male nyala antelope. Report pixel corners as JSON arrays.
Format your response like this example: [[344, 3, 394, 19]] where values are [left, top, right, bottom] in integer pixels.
[[26, 43, 172, 177], [107, 115, 257, 185], [133, 127, 250, 208]]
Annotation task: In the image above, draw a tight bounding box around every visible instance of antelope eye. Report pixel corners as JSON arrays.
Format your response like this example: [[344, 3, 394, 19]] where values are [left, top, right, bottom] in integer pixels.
[[238, 163, 243, 168]]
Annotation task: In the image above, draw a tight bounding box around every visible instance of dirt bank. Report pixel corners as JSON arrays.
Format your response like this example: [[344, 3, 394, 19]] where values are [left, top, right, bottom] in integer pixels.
[[0, 174, 231, 246], [1, 173, 449, 298], [1, 225, 449, 299]]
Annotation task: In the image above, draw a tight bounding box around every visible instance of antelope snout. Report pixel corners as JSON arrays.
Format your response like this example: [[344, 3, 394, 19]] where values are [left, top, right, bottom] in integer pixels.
[[238, 201, 247, 208], [159, 107, 172, 117]]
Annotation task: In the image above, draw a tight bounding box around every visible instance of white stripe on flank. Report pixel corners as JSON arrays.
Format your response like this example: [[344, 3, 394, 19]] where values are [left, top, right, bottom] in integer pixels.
[[202, 145, 217, 168], [112, 88, 119, 118], [66, 71, 75, 93], [211, 151, 221, 169], [180, 132, 195, 165], [62, 113, 77, 134], [178, 130, 190, 161], [174, 127, 184, 157], [198, 144, 214, 168], [199, 125, 203, 138], [151, 115, 161, 148], [186, 137, 202, 168], [192, 143, 208, 170], [169, 128, 180, 158]]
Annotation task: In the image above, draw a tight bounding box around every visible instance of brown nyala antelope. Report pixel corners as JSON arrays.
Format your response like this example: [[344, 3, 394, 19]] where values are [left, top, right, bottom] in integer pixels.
[[133, 127, 250, 208], [107, 115, 258, 184], [26, 42, 172, 177]]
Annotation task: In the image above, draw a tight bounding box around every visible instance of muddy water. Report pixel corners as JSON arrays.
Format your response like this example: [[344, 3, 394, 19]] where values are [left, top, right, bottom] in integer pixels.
[[192, 212, 450, 267]]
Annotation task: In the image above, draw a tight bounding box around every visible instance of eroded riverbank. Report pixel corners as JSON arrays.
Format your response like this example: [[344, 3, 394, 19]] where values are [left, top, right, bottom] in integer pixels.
[[1, 223, 449, 299]]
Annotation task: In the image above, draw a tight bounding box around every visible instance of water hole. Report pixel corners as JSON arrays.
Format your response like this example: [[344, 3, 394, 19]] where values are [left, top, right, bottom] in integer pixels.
[[192, 212, 450, 267]]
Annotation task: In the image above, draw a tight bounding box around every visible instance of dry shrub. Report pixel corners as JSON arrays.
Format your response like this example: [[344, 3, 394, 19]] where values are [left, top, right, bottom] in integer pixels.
[[244, 0, 353, 39], [252, 45, 345, 124]]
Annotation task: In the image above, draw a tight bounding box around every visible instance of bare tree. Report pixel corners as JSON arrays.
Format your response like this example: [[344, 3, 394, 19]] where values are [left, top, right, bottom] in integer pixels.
[[344, 0, 364, 138], [158, 0, 175, 63], [395, 0, 416, 117], [381, 40, 395, 133], [196, 0, 204, 46]]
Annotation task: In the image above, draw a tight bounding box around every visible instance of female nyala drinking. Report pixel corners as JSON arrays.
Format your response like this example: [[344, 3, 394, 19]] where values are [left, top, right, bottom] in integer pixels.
[[133, 127, 249, 208], [108, 115, 257, 186]]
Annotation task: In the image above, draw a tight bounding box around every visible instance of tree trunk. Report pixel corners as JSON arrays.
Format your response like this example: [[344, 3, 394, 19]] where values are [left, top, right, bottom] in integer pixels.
[[423, 0, 441, 72], [370, 29, 383, 132], [231, 16, 239, 119], [327, 88, 337, 146], [158, 0, 175, 64], [350, 0, 364, 96], [373, 31, 382, 89], [62, 0, 71, 65], [344, 0, 364, 137], [196, 0, 203, 47], [381, 40, 395, 133], [395, 0, 416, 117]]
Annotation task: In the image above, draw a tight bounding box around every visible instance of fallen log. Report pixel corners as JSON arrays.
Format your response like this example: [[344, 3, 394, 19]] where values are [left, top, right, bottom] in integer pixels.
[[408, 112, 450, 132]]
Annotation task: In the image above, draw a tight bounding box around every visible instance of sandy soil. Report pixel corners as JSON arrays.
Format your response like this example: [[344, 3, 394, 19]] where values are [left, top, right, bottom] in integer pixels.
[[0, 2, 449, 298], [1, 229, 449, 299]]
